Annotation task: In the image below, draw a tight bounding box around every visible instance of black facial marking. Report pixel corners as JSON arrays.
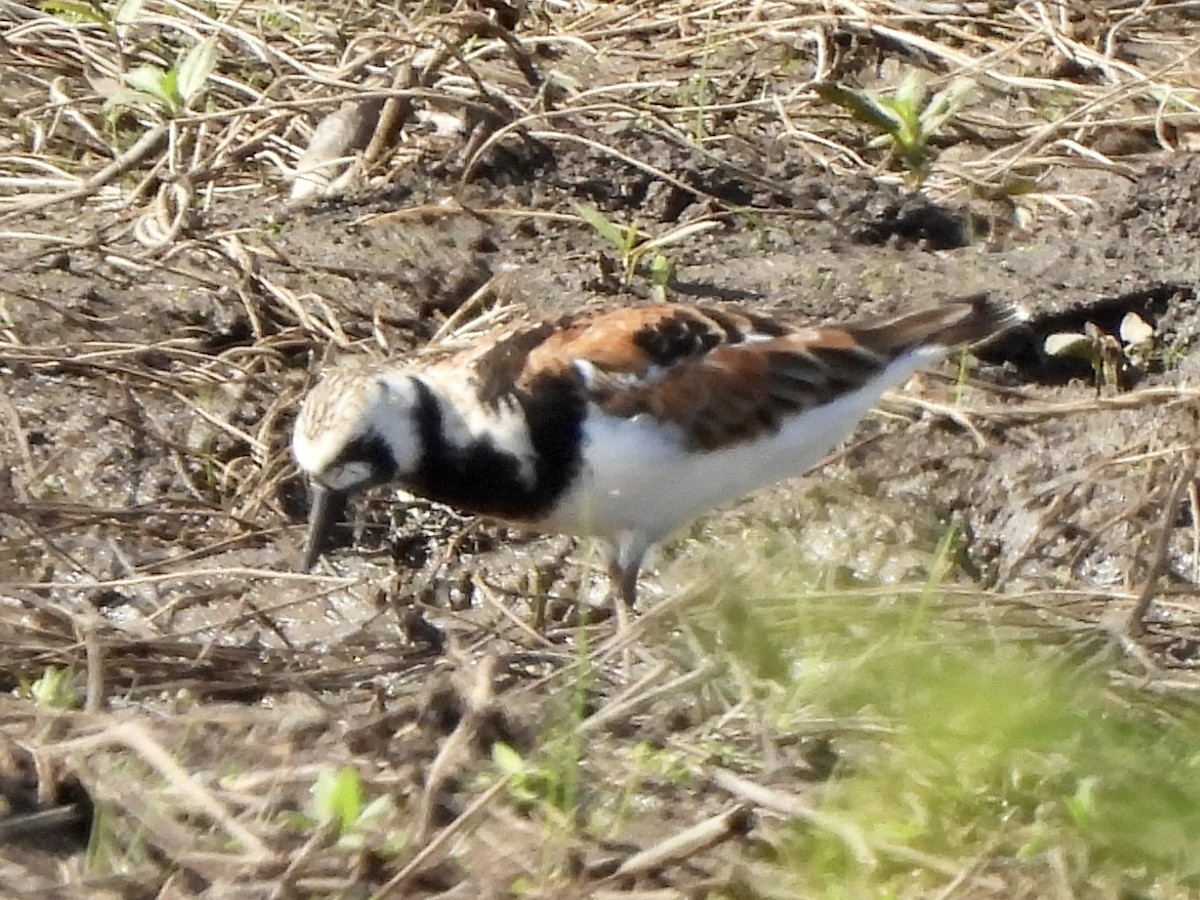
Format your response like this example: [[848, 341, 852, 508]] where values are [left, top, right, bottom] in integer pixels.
[[328, 432, 397, 488], [408, 375, 585, 520]]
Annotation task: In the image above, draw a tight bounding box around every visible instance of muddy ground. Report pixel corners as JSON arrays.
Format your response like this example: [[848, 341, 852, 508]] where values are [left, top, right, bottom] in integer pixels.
[[4, 1, 1200, 896]]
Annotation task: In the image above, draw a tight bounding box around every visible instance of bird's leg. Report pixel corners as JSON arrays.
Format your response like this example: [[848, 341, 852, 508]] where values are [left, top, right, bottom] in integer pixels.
[[616, 562, 640, 609], [607, 558, 634, 638], [609, 532, 649, 640]]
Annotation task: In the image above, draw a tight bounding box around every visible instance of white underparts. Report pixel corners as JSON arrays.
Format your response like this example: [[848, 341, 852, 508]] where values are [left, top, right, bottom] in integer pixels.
[[544, 346, 945, 550]]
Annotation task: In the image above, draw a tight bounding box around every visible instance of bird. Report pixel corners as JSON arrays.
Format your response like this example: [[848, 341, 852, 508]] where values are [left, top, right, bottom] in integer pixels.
[[292, 295, 1022, 609]]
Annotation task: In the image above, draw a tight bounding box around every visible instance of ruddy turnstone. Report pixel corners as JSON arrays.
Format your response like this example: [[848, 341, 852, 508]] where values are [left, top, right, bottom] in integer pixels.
[[293, 296, 1021, 607]]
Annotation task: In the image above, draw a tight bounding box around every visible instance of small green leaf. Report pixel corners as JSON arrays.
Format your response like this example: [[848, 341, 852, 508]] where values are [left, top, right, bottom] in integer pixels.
[[921, 77, 975, 135], [176, 36, 218, 107], [574, 202, 628, 254], [1065, 776, 1101, 826], [124, 65, 170, 104], [114, 0, 146, 25], [310, 766, 364, 836], [648, 253, 674, 301], [893, 69, 926, 112], [492, 742, 526, 777], [42, 1, 110, 24], [160, 65, 181, 110], [620, 221, 641, 258], [27, 667, 78, 709], [815, 83, 905, 137], [648, 253, 673, 284]]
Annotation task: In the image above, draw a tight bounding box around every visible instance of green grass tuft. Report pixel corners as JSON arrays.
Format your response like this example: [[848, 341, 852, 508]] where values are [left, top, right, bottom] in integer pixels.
[[683, 538, 1200, 898]]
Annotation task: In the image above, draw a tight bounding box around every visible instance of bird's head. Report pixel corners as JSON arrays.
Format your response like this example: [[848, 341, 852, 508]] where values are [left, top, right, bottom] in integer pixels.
[[292, 370, 424, 568]]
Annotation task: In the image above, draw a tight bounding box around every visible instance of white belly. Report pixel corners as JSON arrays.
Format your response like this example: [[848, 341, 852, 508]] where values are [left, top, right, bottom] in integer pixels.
[[543, 349, 940, 544]]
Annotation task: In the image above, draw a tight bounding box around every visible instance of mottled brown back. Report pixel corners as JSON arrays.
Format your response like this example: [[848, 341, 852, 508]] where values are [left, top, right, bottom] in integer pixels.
[[445, 296, 1020, 452]]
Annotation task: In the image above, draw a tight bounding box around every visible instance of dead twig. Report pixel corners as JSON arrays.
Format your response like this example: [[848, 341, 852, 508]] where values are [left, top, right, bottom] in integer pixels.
[[590, 804, 753, 879], [0, 125, 167, 225], [0, 567, 354, 592], [49, 720, 273, 861], [1127, 451, 1198, 636], [414, 654, 498, 843], [375, 778, 509, 898], [711, 767, 876, 866]]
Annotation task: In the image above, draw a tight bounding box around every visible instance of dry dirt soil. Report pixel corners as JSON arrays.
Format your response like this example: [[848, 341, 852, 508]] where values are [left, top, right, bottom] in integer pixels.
[[4, 1, 1200, 896]]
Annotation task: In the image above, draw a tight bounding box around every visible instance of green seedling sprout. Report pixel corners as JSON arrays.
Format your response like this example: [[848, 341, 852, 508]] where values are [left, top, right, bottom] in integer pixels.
[[42, 1, 111, 24], [491, 740, 580, 830], [310, 765, 364, 837], [50, 0, 217, 119], [575, 202, 718, 300], [43, 0, 142, 26], [307, 765, 398, 849], [25, 666, 79, 709], [106, 36, 218, 119], [816, 70, 975, 184]]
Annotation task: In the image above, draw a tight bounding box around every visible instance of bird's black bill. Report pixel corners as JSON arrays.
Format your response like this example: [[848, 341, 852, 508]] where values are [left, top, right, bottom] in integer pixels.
[[304, 484, 349, 570]]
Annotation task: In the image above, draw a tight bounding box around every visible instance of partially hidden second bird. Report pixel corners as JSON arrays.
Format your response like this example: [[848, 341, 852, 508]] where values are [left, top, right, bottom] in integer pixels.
[[292, 295, 1023, 607]]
